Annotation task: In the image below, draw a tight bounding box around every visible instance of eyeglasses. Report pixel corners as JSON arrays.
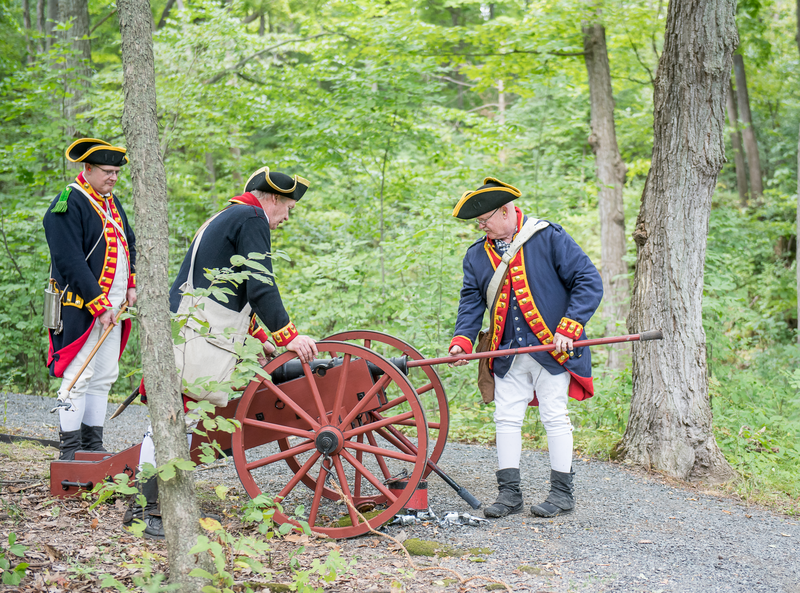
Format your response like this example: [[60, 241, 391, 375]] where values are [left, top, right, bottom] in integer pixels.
[[94, 166, 120, 178], [476, 208, 500, 228]]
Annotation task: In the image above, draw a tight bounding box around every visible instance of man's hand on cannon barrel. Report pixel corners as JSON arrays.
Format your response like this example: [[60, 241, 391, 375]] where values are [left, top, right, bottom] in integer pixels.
[[448, 345, 470, 367], [287, 335, 318, 364], [553, 333, 574, 357]]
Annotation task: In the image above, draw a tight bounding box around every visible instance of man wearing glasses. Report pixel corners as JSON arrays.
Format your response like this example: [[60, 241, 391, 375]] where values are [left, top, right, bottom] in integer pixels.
[[43, 138, 137, 460], [449, 177, 602, 519]]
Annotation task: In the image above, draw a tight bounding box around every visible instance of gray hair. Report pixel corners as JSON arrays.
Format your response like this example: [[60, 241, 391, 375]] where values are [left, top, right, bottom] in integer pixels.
[[251, 189, 288, 202]]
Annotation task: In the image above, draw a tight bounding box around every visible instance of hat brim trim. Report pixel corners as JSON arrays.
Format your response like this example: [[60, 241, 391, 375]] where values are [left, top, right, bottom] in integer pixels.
[[71, 145, 128, 164], [244, 166, 269, 194], [65, 138, 112, 162], [267, 174, 297, 194], [452, 186, 519, 218], [482, 177, 521, 196]]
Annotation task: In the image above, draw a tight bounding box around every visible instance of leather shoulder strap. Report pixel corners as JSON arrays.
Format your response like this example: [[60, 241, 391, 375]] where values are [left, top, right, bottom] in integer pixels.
[[485, 218, 550, 307]]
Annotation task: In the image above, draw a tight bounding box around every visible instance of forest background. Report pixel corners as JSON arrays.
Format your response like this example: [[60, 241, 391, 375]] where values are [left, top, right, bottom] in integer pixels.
[[0, 0, 798, 512]]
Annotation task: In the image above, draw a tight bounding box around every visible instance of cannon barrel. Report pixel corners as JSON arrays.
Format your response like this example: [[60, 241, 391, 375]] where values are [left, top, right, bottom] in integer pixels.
[[270, 355, 409, 385]]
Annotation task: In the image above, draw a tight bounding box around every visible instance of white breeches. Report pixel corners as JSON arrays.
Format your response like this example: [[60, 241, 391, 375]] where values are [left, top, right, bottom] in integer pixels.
[[137, 411, 200, 471], [58, 247, 128, 431], [493, 354, 573, 472]]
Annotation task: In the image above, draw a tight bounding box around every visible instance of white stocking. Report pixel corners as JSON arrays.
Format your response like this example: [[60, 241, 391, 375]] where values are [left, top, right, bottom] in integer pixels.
[[546, 432, 573, 473], [496, 431, 522, 470]]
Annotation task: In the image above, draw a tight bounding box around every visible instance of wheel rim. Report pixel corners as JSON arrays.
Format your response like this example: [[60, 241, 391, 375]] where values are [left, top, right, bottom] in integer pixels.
[[321, 330, 448, 477], [232, 341, 430, 539]]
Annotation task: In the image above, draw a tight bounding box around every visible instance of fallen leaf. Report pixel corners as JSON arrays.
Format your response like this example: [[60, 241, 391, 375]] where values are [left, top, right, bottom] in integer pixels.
[[721, 510, 731, 514], [284, 533, 310, 544], [779, 533, 791, 537], [199, 517, 222, 532], [91, 518, 99, 530], [638, 540, 653, 544], [43, 543, 61, 561]]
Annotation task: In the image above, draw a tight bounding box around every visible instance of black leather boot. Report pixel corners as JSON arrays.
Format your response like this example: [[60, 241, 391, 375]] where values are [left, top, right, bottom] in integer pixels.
[[484, 468, 524, 518], [58, 429, 81, 461], [123, 477, 164, 539], [80, 423, 108, 452], [531, 469, 575, 517]]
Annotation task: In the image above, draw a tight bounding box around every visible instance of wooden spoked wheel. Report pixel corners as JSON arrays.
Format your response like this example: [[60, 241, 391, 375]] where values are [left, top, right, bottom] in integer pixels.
[[232, 341, 430, 539], [322, 330, 449, 477]]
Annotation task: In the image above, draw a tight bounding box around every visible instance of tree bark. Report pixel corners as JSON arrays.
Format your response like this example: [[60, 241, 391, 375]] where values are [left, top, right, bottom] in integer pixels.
[[726, 78, 749, 207], [117, 0, 212, 588], [23, 0, 33, 61], [36, 0, 45, 37], [45, 0, 58, 51], [205, 152, 216, 198], [618, 0, 737, 483], [58, 0, 91, 140], [230, 142, 243, 186], [582, 22, 630, 371], [796, 0, 799, 344], [156, 0, 176, 29], [732, 54, 763, 201]]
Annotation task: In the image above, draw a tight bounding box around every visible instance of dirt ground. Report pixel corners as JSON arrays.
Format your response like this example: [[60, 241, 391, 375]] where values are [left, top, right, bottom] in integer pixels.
[[2, 425, 799, 593], [0, 439, 512, 593]]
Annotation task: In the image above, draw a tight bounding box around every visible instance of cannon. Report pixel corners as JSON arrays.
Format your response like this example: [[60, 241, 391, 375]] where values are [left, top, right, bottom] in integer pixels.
[[50, 329, 663, 539]]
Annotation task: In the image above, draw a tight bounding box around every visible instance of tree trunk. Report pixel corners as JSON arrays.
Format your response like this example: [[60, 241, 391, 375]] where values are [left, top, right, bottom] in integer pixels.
[[618, 0, 737, 483], [58, 0, 91, 140], [156, 0, 176, 29], [726, 78, 749, 207], [732, 54, 763, 201], [205, 152, 216, 198], [23, 0, 32, 60], [230, 142, 243, 186], [45, 0, 58, 51], [36, 0, 44, 35], [117, 0, 212, 588], [582, 22, 630, 371]]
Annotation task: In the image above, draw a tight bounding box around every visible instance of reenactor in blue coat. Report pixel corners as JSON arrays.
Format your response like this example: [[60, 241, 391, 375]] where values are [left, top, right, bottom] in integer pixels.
[[43, 139, 137, 460], [448, 178, 603, 518]]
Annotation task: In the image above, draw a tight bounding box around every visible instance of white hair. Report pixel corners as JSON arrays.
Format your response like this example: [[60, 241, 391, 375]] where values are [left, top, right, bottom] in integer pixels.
[[251, 189, 286, 202]]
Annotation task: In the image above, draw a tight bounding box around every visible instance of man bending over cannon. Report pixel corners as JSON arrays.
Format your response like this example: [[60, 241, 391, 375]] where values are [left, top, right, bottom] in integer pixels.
[[448, 178, 602, 519], [124, 167, 318, 538]]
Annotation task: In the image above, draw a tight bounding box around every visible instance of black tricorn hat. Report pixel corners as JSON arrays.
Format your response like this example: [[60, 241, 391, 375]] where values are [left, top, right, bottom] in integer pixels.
[[452, 177, 522, 220], [65, 138, 129, 167], [244, 166, 310, 201]]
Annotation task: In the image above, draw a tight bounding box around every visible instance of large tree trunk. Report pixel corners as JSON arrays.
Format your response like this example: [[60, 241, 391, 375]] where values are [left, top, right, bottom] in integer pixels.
[[58, 0, 91, 139], [582, 22, 630, 371], [117, 0, 212, 589], [726, 79, 749, 207], [732, 54, 763, 201], [618, 0, 737, 483]]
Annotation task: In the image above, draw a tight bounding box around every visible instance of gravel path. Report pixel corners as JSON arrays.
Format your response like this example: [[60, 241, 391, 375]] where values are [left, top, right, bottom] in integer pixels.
[[2, 391, 798, 592]]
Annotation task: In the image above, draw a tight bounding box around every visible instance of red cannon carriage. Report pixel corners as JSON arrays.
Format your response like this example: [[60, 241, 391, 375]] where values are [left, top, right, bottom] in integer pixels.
[[50, 329, 662, 539]]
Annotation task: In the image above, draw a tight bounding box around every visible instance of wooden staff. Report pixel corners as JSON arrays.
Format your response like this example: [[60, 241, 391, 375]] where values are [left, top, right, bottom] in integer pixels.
[[51, 302, 128, 411], [406, 330, 663, 368]]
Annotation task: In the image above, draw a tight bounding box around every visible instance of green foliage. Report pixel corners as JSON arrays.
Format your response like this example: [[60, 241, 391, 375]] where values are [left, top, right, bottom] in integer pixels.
[[0, 0, 798, 514], [0, 532, 28, 586]]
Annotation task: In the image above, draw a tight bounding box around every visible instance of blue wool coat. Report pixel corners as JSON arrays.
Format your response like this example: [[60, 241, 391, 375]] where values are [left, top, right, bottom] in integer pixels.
[[450, 211, 603, 385]]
